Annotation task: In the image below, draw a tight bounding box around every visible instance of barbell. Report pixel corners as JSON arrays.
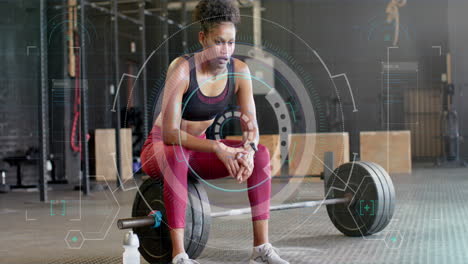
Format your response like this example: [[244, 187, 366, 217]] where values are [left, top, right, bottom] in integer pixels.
[[117, 161, 395, 263]]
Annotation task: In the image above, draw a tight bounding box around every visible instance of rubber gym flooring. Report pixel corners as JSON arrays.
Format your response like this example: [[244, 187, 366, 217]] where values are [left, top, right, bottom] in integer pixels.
[[1, 164, 467, 264]]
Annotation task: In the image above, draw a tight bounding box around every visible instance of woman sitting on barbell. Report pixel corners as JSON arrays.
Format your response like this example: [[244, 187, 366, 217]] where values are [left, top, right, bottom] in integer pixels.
[[140, 0, 289, 263]]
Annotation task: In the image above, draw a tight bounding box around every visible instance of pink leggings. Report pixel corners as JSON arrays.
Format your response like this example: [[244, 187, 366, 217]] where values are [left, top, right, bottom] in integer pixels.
[[140, 125, 271, 229]]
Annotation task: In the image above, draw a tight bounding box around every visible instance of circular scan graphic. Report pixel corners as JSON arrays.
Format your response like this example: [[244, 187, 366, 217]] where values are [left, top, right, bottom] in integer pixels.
[[120, 15, 349, 251]]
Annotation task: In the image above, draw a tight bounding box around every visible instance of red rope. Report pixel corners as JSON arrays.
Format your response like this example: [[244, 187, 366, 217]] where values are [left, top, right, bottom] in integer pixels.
[[70, 31, 81, 153]]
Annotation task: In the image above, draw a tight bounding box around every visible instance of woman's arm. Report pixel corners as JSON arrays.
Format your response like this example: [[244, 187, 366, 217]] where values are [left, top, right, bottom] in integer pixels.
[[234, 60, 260, 150], [233, 60, 260, 182], [160, 57, 218, 152]]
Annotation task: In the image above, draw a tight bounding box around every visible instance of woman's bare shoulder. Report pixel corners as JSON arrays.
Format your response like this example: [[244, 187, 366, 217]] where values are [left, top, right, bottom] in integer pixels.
[[164, 56, 191, 95], [232, 58, 252, 94], [167, 56, 191, 79], [232, 57, 250, 74]]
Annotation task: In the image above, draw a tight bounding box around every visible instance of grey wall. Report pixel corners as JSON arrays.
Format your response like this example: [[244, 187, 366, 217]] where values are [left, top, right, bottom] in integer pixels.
[[261, 0, 453, 158], [0, 0, 41, 185]]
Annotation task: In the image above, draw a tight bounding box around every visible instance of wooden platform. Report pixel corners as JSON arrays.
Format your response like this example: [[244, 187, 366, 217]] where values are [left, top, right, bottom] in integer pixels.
[[360, 131, 412, 174], [94, 128, 133, 182], [289, 133, 349, 176]]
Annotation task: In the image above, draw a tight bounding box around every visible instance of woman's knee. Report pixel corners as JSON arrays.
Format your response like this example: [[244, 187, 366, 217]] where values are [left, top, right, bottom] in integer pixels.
[[159, 143, 191, 167], [253, 144, 271, 175], [254, 144, 270, 165], [140, 143, 187, 178], [140, 145, 159, 177]]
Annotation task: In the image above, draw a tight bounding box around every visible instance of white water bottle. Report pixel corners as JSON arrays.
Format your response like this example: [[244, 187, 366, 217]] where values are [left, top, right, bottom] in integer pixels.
[[123, 231, 140, 264]]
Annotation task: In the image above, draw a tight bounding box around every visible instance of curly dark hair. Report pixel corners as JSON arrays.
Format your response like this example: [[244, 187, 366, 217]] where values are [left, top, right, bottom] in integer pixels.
[[194, 0, 241, 33]]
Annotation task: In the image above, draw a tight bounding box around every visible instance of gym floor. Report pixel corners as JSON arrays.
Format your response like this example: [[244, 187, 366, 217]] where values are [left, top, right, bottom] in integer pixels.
[[2, 163, 467, 264]]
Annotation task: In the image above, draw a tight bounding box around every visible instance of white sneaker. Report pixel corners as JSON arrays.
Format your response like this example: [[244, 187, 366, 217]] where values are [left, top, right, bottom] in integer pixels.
[[172, 252, 200, 264], [249, 243, 289, 264]]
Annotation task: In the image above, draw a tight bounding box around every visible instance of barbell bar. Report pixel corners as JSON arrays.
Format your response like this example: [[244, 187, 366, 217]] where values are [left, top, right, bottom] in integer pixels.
[[118, 196, 352, 229]]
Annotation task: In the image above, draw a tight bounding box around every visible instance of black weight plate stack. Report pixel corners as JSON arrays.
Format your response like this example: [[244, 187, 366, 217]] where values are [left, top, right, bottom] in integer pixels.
[[131, 177, 211, 263], [356, 162, 390, 235], [185, 175, 211, 259], [325, 162, 387, 236], [360, 162, 396, 233], [131, 178, 172, 263]]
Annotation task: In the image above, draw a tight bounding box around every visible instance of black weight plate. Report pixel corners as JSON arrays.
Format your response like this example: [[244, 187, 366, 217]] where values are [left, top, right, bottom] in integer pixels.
[[357, 162, 390, 235], [132, 178, 199, 264], [132, 178, 172, 263], [185, 179, 201, 257], [184, 194, 194, 257], [186, 176, 211, 259], [326, 162, 386, 237], [361, 162, 395, 233], [194, 178, 211, 259], [373, 162, 396, 220]]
